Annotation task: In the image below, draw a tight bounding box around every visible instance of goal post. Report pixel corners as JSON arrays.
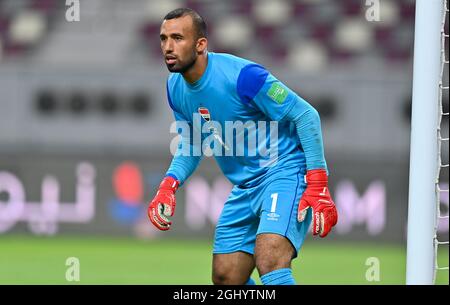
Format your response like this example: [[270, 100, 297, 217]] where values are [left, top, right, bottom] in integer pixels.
[[406, 0, 445, 285]]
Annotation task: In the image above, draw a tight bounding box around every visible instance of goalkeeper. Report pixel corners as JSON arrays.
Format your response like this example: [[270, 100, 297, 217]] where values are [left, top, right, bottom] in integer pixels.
[[148, 8, 338, 285]]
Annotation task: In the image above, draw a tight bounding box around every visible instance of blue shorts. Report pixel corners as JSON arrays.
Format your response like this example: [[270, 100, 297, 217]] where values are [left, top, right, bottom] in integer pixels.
[[213, 165, 312, 259]]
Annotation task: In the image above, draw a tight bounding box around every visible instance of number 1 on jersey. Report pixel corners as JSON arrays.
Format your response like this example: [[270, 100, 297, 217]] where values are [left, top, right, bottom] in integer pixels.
[[270, 193, 278, 213]]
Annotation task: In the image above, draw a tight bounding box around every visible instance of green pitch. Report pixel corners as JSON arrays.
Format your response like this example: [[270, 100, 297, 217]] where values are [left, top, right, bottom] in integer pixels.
[[0, 235, 448, 285]]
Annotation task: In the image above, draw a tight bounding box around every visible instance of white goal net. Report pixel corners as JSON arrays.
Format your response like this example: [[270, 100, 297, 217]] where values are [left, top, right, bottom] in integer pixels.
[[406, 0, 449, 285], [434, 0, 449, 284]]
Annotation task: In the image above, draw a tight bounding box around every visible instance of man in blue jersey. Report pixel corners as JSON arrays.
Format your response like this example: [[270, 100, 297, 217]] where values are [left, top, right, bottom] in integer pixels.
[[148, 8, 338, 285]]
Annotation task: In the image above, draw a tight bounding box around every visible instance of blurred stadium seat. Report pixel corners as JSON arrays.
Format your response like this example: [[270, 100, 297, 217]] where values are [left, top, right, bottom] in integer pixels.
[[0, 0, 59, 58]]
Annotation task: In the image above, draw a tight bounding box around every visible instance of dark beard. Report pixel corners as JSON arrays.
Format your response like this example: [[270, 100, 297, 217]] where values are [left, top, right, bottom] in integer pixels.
[[166, 52, 197, 74]]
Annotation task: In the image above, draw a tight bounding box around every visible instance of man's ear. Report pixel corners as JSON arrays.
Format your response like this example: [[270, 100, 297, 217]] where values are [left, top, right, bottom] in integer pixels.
[[196, 37, 208, 54]]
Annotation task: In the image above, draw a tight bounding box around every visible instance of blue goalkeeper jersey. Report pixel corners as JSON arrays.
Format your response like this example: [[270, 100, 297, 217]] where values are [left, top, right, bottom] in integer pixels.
[[166, 52, 326, 186]]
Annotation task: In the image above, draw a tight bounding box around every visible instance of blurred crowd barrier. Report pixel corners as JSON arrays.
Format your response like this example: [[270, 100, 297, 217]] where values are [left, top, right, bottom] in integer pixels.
[[0, 154, 448, 242]]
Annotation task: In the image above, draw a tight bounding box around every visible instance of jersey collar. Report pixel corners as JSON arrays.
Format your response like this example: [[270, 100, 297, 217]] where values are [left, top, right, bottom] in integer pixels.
[[184, 52, 213, 91]]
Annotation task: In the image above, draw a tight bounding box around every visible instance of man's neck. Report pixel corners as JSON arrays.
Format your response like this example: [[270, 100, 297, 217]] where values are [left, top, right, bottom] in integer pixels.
[[182, 53, 208, 84]]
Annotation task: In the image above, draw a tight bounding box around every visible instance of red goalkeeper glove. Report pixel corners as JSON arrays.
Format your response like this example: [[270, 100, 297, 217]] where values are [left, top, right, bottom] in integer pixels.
[[297, 169, 338, 238], [147, 176, 180, 231]]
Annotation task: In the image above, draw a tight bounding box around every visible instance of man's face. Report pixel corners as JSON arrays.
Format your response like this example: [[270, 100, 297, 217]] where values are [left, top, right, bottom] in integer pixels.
[[160, 15, 198, 73]]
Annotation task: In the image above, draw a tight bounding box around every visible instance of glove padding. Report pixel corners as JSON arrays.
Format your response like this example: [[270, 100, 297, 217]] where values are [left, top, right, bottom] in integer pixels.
[[298, 169, 338, 238], [148, 176, 179, 231]]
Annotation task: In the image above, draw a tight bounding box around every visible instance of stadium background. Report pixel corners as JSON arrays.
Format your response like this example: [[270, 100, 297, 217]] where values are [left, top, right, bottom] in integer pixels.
[[0, 0, 448, 284]]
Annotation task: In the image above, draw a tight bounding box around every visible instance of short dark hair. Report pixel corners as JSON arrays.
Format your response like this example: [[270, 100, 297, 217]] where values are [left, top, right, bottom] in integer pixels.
[[164, 8, 207, 39]]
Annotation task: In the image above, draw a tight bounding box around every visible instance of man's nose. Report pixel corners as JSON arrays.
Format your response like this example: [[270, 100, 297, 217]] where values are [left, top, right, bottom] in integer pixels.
[[164, 39, 174, 53]]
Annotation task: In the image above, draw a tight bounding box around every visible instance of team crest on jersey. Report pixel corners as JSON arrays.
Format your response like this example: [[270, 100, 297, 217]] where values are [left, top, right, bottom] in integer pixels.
[[198, 107, 211, 122]]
